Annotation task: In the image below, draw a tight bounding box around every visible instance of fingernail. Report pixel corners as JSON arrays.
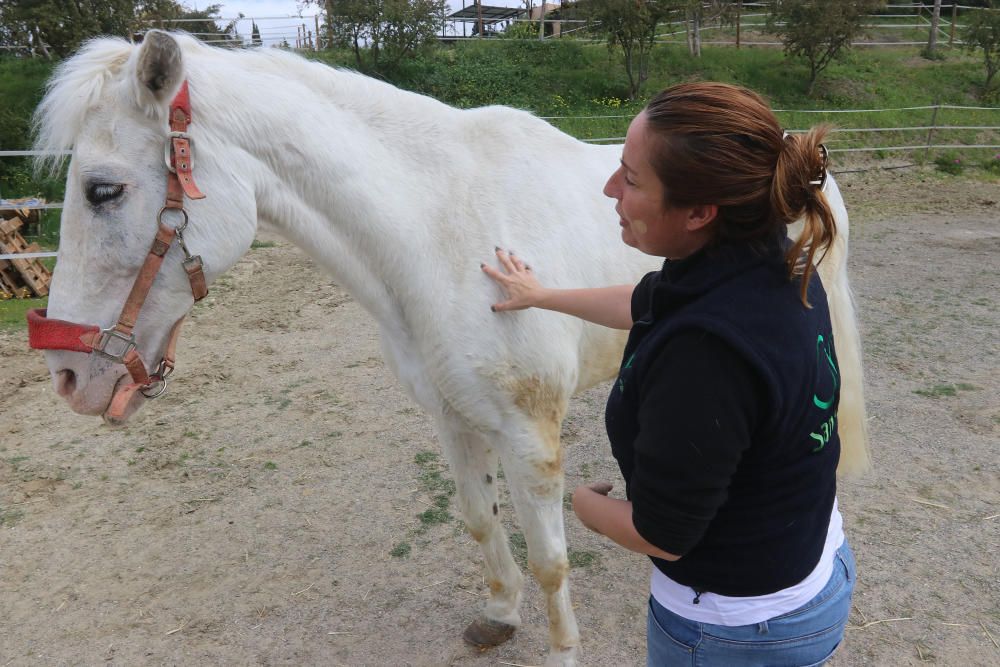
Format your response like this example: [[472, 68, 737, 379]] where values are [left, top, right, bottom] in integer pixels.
[[480, 263, 485, 269], [495, 246, 501, 252], [490, 305, 496, 312]]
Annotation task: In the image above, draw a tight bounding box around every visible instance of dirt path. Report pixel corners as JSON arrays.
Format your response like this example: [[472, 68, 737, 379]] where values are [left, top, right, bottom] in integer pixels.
[[1, 169, 998, 666]]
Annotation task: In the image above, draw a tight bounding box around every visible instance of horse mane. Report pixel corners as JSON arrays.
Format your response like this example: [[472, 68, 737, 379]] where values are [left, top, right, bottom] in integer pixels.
[[32, 33, 418, 175]]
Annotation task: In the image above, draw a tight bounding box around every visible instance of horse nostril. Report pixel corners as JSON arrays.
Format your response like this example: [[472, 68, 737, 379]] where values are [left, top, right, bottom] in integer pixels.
[[55, 369, 77, 398]]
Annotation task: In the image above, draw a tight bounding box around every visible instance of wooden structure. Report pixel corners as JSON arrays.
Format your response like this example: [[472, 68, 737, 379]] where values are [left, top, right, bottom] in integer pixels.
[[0, 197, 44, 236], [0, 215, 52, 299]]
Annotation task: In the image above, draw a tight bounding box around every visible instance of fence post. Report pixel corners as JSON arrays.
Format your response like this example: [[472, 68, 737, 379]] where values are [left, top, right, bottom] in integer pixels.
[[924, 102, 941, 162], [949, 1, 957, 45], [736, 0, 742, 49]]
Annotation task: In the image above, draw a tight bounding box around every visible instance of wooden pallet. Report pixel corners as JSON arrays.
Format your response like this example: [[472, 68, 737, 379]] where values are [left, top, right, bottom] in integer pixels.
[[0, 216, 52, 297], [0, 198, 43, 235]]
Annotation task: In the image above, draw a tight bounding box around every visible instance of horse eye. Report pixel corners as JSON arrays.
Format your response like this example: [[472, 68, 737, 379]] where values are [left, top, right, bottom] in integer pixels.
[[85, 182, 125, 205]]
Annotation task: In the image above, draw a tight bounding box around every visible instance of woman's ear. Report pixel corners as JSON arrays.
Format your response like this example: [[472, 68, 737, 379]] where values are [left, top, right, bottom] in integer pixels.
[[685, 204, 718, 231]]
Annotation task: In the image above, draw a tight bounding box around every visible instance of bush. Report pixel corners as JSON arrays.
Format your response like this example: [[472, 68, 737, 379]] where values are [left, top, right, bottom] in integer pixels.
[[933, 153, 965, 175], [982, 154, 1000, 174]]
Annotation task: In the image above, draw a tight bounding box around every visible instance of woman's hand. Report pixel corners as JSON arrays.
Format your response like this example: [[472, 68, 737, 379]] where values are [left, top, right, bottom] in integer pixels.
[[481, 247, 546, 312]]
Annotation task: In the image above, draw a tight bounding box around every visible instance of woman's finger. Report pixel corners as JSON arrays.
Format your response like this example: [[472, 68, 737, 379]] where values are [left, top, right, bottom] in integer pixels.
[[480, 262, 508, 284], [495, 247, 518, 274], [510, 253, 527, 272]]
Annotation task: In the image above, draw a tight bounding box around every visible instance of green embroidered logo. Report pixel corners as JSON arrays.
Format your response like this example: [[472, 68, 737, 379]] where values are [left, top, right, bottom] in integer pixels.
[[617, 353, 635, 393], [810, 334, 840, 452], [810, 414, 837, 452], [813, 334, 840, 410]]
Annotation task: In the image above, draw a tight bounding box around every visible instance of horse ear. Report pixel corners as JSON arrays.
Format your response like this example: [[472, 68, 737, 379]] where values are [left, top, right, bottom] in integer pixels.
[[135, 31, 184, 102]]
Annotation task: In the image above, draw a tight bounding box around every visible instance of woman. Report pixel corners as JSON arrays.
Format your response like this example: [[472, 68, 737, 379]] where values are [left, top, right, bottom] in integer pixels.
[[482, 82, 855, 666]]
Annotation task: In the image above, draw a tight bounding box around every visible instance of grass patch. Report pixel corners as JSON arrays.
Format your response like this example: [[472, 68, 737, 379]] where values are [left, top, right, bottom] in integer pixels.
[[914, 383, 978, 398], [390, 542, 411, 558], [250, 239, 277, 249], [418, 506, 451, 526], [509, 531, 528, 569], [0, 297, 46, 331], [263, 461, 278, 471], [413, 450, 456, 532], [0, 507, 25, 527], [568, 549, 601, 569]]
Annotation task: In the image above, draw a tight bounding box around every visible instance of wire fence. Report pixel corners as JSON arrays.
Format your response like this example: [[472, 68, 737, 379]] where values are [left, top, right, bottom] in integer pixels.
[[4, 1, 996, 53], [2, 99, 998, 260]]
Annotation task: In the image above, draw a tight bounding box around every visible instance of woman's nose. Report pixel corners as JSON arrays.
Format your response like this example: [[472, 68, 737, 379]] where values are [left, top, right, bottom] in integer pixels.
[[603, 171, 620, 199]]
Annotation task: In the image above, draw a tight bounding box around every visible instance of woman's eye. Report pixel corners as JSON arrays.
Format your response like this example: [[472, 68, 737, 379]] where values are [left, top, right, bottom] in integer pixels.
[[85, 182, 125, 205]]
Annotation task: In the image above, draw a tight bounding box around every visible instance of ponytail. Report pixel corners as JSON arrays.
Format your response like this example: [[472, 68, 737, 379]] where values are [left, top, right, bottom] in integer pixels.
[[773, 128, 837, 307], [643, 83, 839, 307]]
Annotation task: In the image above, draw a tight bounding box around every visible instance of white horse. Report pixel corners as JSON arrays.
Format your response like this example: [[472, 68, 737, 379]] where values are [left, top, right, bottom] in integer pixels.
[[32, 31, 869, 665]]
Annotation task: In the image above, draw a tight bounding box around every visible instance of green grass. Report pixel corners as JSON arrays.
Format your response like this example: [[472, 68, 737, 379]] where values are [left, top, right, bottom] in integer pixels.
[[568, 549, 601, 569], [0, 296, 45, 331], [413, 450, 456, 531], [390, 541, 411, 558], [914, 382, 979, 398]]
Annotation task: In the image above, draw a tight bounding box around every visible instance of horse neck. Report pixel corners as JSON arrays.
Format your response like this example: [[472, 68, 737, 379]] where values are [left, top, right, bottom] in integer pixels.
[[198, 62, 451, 324]]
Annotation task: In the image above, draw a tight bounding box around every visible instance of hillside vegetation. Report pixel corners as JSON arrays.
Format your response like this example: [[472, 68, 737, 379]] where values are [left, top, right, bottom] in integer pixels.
[[1, 39, 998, 241]]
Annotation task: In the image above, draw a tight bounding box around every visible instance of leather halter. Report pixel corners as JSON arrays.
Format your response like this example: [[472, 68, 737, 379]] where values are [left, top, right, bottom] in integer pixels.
[[27, 80, 208, 421]]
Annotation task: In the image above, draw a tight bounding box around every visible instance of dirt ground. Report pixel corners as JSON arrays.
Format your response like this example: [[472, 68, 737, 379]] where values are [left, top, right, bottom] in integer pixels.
[[1, 168, 998, 667]]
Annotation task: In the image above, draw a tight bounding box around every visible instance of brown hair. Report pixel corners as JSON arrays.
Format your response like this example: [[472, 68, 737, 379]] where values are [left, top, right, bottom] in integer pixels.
[[643, 82, 835, 306]]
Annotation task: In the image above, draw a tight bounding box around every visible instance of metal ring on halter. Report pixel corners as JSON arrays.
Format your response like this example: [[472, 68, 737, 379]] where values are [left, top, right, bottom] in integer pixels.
[[157, 206, 189, 233], [140, 377, 168, 398], [140, 359, 173, 398]]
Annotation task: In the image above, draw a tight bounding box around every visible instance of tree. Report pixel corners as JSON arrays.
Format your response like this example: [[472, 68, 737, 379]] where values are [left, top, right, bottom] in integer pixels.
[[963, 2, 1000, 93], [322, 0, 446, 71], [767, 0, 885, 93], [583, 0, 673, 100], [680, 0, 733, 58], [924, 0, 942, 58], [0, 1, 235, 57], [0, 0, 135, 58], [252, 21, 263, 46]]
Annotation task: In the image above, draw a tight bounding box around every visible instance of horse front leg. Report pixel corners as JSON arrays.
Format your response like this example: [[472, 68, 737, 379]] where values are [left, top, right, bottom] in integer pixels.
[[434, 418, 526, 645], [499, 417, 581, 666]]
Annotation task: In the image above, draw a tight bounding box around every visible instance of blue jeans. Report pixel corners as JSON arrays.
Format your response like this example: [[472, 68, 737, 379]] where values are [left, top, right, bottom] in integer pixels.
[[647, 542, 856, 667]]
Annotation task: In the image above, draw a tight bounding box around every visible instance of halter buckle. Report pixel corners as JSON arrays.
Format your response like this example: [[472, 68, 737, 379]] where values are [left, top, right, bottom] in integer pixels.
[[94, 328, 137, 363], [164, 131, 194, 174]]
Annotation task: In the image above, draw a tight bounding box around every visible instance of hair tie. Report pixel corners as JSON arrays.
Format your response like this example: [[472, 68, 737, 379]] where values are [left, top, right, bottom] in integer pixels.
[[810, 143, 829, 189]]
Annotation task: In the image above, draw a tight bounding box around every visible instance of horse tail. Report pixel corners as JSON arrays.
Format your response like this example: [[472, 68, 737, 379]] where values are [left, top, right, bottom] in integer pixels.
[[823, 177, 871, 477]]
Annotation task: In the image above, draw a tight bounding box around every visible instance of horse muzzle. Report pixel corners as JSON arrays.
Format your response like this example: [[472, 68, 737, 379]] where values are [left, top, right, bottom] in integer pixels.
[[28, 308, 178, 423]]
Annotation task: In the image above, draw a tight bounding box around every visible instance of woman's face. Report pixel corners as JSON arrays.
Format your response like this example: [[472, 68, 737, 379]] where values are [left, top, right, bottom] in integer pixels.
[[603, 112, 713, 259]]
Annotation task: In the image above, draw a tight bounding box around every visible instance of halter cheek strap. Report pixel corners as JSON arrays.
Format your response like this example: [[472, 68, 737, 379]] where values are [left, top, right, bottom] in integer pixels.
[[27, 80, 208, 421]]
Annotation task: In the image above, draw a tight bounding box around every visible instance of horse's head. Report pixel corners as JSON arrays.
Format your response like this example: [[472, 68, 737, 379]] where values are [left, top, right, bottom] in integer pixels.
[[32, 31, 256, 423]]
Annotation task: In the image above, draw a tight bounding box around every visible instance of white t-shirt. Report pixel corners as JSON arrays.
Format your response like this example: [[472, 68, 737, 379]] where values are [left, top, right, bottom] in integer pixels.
[[650, 498, 844, 626]]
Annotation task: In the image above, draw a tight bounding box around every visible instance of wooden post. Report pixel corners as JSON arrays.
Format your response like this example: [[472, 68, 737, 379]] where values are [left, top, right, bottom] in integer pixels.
[[477, 0, 484, 38], [736, 0, 742, 49], [949, 1, 957, 45], [315, 14, 321, 50]]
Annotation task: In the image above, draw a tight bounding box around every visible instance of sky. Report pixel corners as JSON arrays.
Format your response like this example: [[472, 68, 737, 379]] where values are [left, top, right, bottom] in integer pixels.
[[206, 1, 535, 46]]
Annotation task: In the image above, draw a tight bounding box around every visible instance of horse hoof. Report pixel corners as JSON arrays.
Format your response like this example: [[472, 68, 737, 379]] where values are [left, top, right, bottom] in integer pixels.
[[462, 617, 517, 648]]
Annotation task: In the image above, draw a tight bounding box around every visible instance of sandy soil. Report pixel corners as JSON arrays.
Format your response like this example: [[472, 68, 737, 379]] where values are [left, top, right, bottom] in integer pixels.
[[1, 168, 998, 667]]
